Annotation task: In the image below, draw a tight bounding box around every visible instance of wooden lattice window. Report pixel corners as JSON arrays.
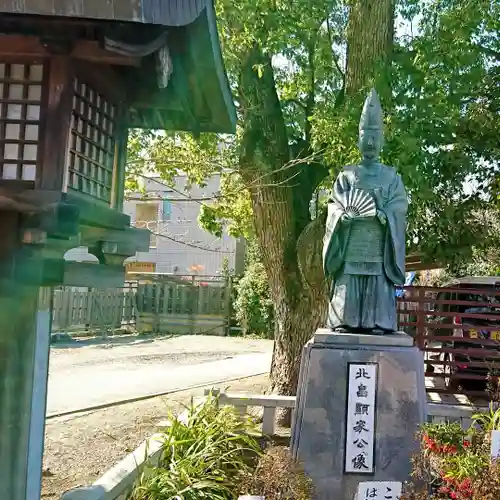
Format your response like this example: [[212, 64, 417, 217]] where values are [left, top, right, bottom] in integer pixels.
[[67, 79, 117, 203], [0, 63, 43, 181]]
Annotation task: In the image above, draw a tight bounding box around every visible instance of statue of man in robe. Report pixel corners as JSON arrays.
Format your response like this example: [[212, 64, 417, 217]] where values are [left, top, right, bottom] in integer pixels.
[[322, 89, 408, 334]]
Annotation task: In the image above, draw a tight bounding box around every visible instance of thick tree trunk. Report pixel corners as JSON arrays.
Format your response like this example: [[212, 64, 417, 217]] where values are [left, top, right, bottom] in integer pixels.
[[345, 0, 395, 97], [251, 187, 326, 383], [237, 45, 324, 424]]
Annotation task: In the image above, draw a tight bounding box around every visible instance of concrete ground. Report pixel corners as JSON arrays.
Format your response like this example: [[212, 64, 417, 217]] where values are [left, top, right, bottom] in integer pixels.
[[47, 334, 274, 415]]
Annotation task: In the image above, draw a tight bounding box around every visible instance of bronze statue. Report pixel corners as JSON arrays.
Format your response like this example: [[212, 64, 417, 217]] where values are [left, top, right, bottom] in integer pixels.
[[322, 89, 407, 334]]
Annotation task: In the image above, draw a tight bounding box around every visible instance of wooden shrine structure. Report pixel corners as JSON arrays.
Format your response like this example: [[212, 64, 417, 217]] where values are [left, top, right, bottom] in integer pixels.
[[0, 2, 236, 499]]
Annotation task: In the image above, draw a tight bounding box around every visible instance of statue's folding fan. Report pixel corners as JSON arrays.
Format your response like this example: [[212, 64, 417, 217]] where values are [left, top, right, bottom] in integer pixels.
[[339, 188, 377, 219]]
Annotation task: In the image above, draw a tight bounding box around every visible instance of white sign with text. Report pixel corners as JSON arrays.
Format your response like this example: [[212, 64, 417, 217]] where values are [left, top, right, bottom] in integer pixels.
[[344, 363, 378, 474], [357, 481, 402, 499]]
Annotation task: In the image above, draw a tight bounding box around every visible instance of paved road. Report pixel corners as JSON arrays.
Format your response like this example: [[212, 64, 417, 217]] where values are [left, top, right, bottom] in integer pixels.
[[47, 335, 273, 415]]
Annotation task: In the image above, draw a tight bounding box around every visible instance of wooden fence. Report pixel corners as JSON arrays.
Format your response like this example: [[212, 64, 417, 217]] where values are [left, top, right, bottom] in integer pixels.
[[52, 286, 136, 333], [397, 285, 500, 399], [51, 275, 232, 336], [135, 276, 231, 335]]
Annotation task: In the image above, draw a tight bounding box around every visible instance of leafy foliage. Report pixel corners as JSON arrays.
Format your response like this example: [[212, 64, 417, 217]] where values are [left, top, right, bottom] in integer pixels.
[[130, 394, 261, 500], [471, 403, 500, 433], [314, 0, 500, 263], [234, 260, 275, 338], [197, 172, 253, 238], [403, 407, 500, 499]]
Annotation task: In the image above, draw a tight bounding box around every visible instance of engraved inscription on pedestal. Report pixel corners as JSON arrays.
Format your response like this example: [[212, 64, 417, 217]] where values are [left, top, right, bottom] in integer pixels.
[[345, 363, 378, 474], [357, 481, 402, 500]]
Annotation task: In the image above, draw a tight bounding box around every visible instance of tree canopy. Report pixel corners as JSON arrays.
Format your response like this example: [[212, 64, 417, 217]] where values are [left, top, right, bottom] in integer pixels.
[[126, 0, 500, 404], [128, 0, 499, 265]]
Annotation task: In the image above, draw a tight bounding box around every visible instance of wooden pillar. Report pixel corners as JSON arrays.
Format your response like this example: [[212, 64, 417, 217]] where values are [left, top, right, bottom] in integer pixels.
[[112, 123, 128, 212], [0, 52, 72, 500], [36, 55, 74, 192], [0, 211, 51, 500]]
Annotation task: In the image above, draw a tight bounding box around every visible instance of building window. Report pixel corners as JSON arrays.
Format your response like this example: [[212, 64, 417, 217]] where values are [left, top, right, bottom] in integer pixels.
[[66, 79, 117, 203], [135, 203, 159, 248], [161, 199, 171, 221], [0, 63, 43, 181]]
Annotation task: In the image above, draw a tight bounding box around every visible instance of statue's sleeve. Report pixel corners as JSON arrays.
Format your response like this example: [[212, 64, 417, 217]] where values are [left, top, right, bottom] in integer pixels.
[[323, 173, 350, 278], [382, 173, 408, 285]]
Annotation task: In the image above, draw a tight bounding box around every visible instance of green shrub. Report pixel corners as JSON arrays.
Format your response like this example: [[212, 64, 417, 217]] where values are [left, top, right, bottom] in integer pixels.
[[233, 262, 274, 338], [130, 394, 261, 500], [402, 405, 500, 499]]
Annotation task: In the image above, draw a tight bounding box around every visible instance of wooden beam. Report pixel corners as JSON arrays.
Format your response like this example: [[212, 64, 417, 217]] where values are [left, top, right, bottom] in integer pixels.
[[111, 123, 128, 212], [65, 190, 131, 230], [74, 61, 126, 101], [79, 224, 150, 253], [36, 56, 74, 191], [70, 41, 141, 67], [406, 262, 443, 271], [0, 180, 35, 193], [0, 194, 38, 213], [0, 35, 46, 58], [0, 35, 140, 66], [63, 262, 125, 288]]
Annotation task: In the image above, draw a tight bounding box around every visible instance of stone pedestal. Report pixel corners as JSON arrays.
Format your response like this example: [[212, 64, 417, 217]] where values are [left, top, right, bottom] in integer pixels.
[[291, 329, 426, 500]]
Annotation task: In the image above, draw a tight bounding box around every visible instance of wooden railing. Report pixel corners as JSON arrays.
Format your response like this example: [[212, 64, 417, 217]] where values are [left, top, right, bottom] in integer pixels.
[[206, 389, 296, 436], [397, 285, 500, 398], [209, 391, 480, 435]]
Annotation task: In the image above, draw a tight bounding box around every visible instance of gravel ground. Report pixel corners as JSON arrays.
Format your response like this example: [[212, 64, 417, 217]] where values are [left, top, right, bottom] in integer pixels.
[[42, 373, 270, 499], [47, 334, 273, 415], [50, 334, 273, 369]]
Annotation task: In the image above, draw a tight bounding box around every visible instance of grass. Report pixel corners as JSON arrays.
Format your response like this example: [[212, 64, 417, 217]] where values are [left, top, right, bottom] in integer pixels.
[[129, 393, 262, 500]]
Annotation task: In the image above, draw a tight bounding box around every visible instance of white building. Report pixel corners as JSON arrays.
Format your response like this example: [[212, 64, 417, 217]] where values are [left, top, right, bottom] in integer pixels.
[[123, 173, 244, 277], [64, 173, 245, 277]]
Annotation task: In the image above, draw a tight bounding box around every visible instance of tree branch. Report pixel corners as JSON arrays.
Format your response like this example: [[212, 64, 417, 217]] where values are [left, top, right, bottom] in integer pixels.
[[304, 35, 317, 144]]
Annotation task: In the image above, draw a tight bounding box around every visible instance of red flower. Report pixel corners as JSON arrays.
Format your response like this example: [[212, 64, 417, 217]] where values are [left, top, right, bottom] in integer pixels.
[[441, 444, 457, 454], [463, 440, 471, 448], [461, 478, 471, 488], [450, 492, 457, 499]]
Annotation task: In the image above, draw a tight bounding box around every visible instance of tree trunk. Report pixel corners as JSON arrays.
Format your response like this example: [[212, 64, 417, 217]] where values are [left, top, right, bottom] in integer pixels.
[[237, 45, 324, 425], [251, 185, 326, 394], [345, 0, 395, 97]]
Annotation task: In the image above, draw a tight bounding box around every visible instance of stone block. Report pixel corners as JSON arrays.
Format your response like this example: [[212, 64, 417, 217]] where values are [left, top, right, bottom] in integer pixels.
[[291, 329, 426, 500]]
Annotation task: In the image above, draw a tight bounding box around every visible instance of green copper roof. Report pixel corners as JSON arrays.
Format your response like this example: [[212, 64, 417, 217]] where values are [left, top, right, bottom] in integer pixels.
[[127, 2, 237, 134], [0, 0, 208, 25], [0, 0, 236, 134]]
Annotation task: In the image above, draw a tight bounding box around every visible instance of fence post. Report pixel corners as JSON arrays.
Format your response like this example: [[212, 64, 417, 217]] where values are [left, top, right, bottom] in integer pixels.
[[191, 277, 199, 335], [416, 287, 426, 350], [262, 406, 276, 436], [224, 276, 232, 337]]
